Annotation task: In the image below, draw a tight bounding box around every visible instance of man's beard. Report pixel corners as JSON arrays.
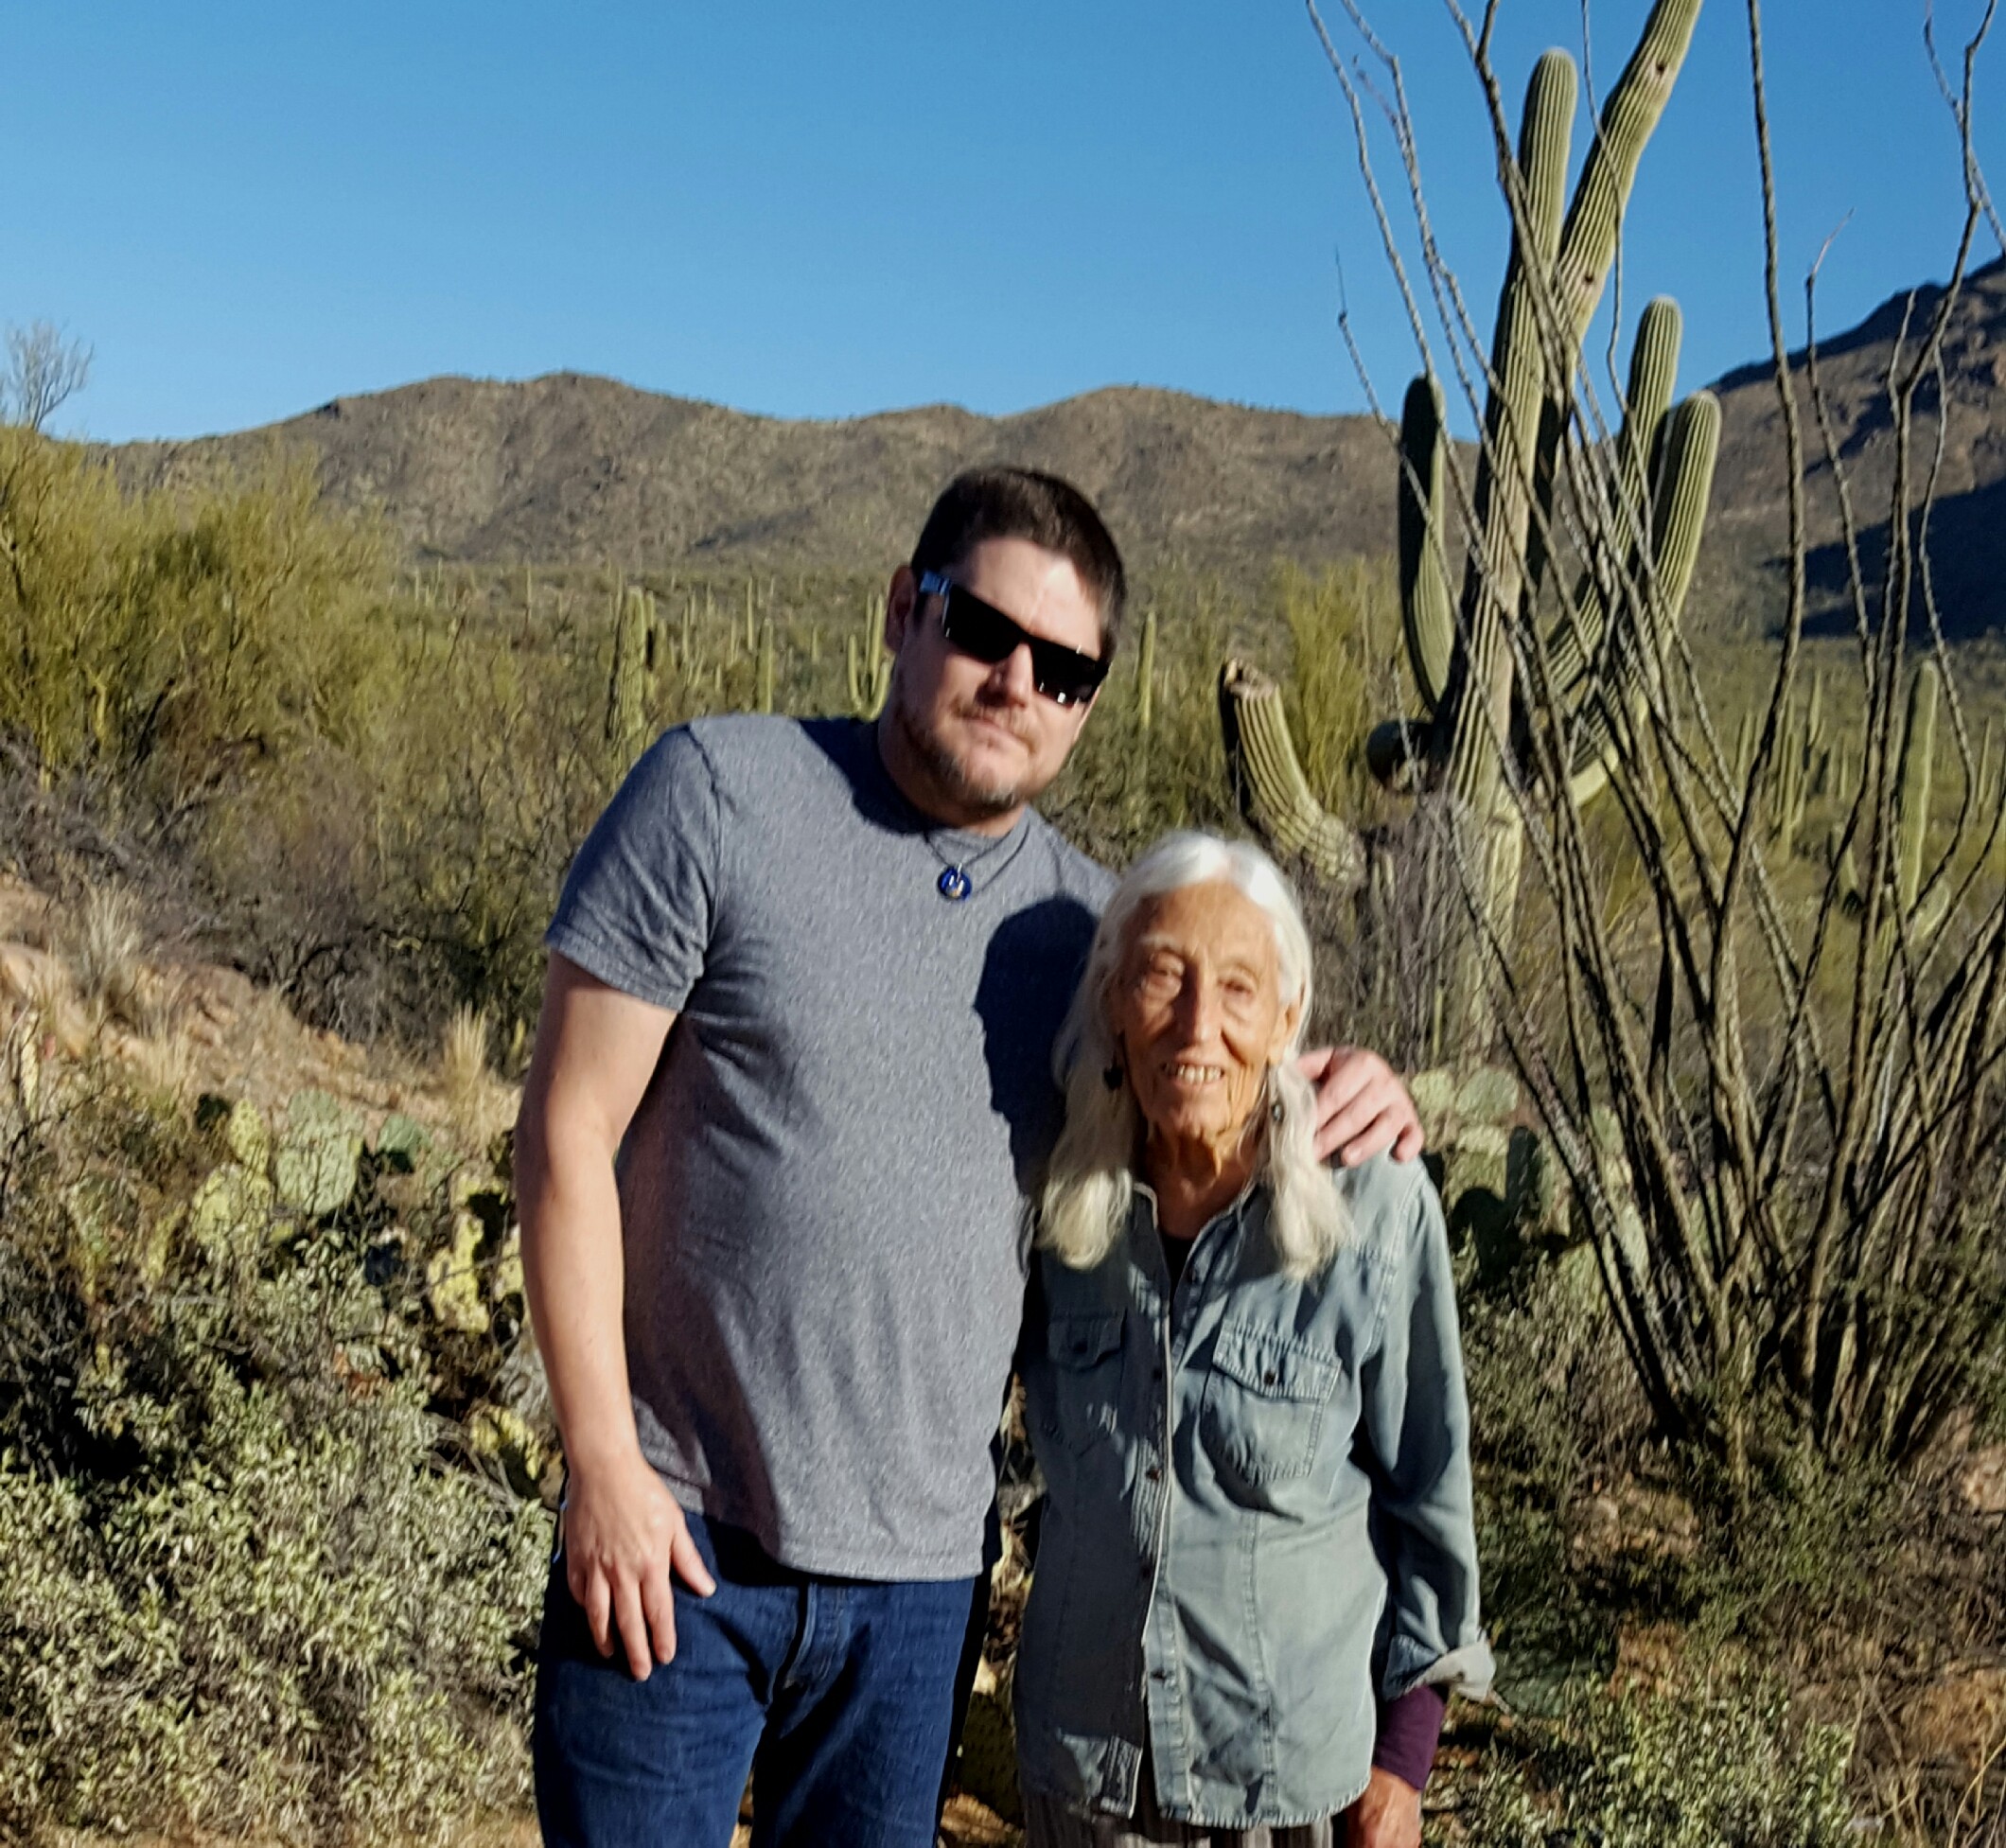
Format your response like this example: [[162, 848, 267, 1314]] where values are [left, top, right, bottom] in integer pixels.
[[891, 685, 1035, 819]]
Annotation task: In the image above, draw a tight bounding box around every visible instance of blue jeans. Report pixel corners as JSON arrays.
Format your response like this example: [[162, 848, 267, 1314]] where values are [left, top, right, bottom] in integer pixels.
[[534, 1508, 977, 1848]]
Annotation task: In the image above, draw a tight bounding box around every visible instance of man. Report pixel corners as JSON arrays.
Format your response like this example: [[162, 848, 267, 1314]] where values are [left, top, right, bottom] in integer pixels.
[[518, 468, 1422, 1848]]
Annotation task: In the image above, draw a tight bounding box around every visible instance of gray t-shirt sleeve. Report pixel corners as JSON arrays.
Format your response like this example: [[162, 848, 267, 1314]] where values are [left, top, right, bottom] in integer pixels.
[[545, 726, 721, 1012]]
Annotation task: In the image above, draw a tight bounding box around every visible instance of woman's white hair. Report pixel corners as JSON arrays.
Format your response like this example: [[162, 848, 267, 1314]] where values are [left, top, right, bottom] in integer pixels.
[[1039, 830, 1349, 1278]]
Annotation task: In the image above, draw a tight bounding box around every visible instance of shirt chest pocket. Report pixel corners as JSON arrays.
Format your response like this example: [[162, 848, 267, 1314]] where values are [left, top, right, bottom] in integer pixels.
[[1048, 1311, 1126, 1457], [1198, 1323, 1343, 1487]]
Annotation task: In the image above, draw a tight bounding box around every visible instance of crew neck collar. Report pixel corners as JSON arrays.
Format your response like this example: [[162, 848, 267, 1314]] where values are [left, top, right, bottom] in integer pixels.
[[850, 716, 1034, 854]]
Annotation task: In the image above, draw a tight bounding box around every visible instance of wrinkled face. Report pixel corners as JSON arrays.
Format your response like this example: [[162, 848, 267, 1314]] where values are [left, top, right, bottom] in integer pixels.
[[1111, 879, 1301, 1153], [882, 536, 1104, 827]]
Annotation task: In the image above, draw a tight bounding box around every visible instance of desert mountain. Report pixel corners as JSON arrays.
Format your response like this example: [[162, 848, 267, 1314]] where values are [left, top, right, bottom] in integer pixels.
[[113, 259, 2006, 633], [1701, 255, 2006, 640]]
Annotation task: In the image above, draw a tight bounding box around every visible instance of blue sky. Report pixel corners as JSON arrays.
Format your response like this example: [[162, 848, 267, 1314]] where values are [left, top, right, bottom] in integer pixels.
[[6, 2, 2000, 443]]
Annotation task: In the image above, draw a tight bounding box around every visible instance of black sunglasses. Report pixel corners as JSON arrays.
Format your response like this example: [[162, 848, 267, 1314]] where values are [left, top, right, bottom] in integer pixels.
[[917, 570, 1109, 709]]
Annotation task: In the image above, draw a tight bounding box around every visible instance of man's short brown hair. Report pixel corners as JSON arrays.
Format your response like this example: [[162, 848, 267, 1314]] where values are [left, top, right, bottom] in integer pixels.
[[911, 467, 1127, 657]]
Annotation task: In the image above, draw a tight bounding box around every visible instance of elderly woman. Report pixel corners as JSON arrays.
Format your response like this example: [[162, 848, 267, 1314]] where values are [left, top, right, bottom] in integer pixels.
[[1012, 832, 1490, 1848]]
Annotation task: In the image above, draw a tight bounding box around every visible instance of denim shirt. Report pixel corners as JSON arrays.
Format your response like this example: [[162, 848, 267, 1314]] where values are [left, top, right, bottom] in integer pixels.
[[1012, 1152, 1493, 1829]]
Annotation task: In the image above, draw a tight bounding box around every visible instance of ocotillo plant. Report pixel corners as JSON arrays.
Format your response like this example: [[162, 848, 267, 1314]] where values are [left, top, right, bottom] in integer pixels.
[[1264, 0, 2006, 1479], [1219, 1, 1715, 1054], [847, 594, 891, 719]]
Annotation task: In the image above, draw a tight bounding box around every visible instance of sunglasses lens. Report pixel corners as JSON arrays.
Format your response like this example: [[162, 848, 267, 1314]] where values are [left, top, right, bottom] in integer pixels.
[[1030, 651, 1103, 707], [940, 590, 1019, 665], [937, 581, 1107, 707]]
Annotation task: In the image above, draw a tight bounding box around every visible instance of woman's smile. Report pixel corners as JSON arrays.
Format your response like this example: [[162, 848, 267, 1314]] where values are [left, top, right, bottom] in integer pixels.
[[1114, 879, 1297, 1178]]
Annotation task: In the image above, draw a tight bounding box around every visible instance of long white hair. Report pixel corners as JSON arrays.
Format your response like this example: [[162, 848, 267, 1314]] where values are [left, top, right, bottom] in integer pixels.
[[1039, 831, 1349, 1279]]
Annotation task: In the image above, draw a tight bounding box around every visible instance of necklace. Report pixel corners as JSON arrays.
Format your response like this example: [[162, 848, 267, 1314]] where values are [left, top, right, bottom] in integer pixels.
[[923, 821, 1027, 902]]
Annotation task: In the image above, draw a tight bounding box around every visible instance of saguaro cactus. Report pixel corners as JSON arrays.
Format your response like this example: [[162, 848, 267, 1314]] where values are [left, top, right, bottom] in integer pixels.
[[756, 618, 777, 714], [1135, 607, 1159, 734], [1219, 0, 1714, 1055], [847, 594, 892, 719], [606, 585, 657, 761], [1840, 658, 1945, 938]]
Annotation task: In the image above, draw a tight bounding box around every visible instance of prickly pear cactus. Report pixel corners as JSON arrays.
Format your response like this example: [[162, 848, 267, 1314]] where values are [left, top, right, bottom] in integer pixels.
[[1408, 1065, 1579, 1287], [188, 1160, 278, 1261], [373, 1111, 431, 1170], [427, 1206, 490, 1334], [273, 1089, 362, 1219], [221, 1096, 270, 1171], [466, 1400, 546, 1498]]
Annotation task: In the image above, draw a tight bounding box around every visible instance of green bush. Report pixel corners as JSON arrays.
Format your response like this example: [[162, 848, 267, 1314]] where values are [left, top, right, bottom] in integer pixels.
[[0, 1066, 550, 1841], [1456, 1680, 1857, 1847], [0, 431, 392, 801]]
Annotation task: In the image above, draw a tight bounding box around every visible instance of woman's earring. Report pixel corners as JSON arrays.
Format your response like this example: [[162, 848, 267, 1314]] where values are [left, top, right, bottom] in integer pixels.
[[1270, 1096, 1285, 1126]]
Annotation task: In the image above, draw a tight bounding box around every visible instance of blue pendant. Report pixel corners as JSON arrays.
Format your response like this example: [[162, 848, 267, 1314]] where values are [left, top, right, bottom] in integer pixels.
[[937, 866, 973, 901]]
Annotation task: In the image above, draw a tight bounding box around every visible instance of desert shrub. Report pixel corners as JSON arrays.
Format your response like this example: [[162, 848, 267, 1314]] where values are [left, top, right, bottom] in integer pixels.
[[1275, 555, 1400, 835], [1459, 1246, 1665, 1713], [0, 1061, 550, 1841], [1456, 1678, 1857, 1847], [0, 431, 392, 802]]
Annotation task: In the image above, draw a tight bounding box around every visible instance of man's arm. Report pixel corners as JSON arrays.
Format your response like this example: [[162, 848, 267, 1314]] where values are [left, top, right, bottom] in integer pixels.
[[517, 951, 716, 1681], [1301, 1045, 1425, 1166]]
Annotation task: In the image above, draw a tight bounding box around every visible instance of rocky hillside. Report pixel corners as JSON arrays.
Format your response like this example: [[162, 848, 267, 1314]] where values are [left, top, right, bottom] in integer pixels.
[[1702, 255, 2006, 640], [112, 381, 1399, 574], [112, 259, 2006, 634]]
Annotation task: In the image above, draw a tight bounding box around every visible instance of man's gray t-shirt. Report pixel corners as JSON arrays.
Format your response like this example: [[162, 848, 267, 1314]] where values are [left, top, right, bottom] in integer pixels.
[[546, 714, 1113, 1579]]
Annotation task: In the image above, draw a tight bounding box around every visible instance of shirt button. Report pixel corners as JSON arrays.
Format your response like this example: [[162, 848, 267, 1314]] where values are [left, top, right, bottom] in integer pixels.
[[1145, 1466, 1161, 1483], [1264, 1370, 1279, 1385]]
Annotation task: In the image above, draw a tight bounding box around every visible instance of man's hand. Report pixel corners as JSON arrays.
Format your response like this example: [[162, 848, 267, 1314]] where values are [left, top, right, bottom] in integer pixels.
[[1302, 1045, 1425, 1167], [563, 1447, 717, 1680], [1346, 1767, 1423, 1848]]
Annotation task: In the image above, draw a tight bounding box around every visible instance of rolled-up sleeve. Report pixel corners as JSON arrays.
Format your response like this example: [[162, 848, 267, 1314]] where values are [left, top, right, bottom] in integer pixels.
[[1358, 1175, 1495, 1703]]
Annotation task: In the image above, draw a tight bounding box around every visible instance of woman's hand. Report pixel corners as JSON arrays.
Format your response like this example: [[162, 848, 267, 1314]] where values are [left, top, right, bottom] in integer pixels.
[[1346, 1767, 1423, 1848], [1300, 1045, 1425, 1166]]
